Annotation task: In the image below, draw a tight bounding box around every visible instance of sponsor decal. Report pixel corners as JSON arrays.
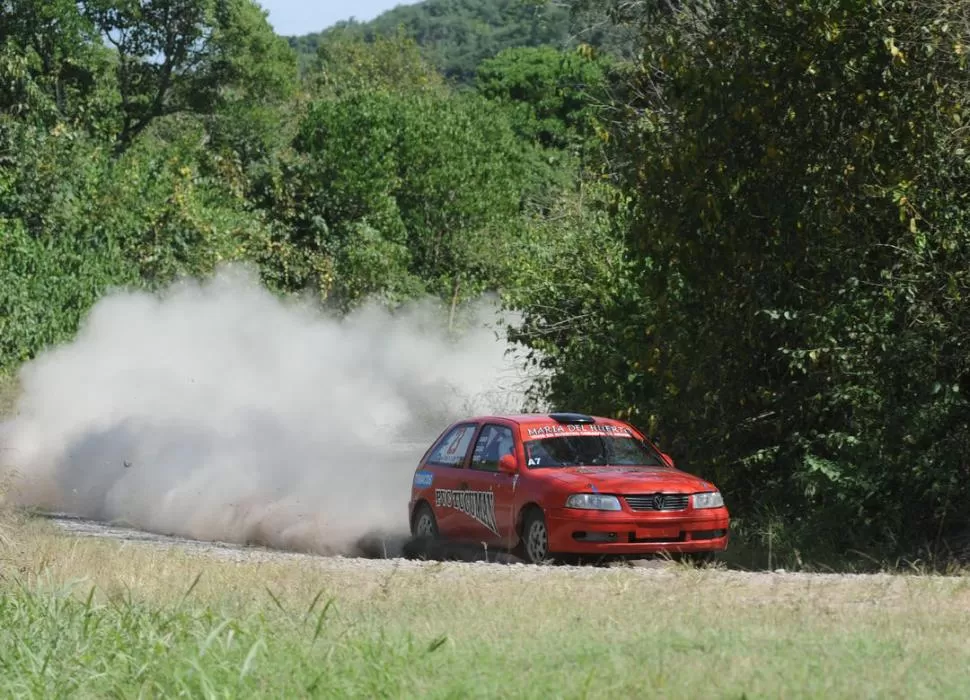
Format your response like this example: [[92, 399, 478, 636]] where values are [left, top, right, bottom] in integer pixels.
[[413, 470, 434, 488], [433, 425, 472, 465], [574, 466, 656, 475], [435, 489, 498, 535], [526, 424, 633, 438], [445, 427, 469, 454]]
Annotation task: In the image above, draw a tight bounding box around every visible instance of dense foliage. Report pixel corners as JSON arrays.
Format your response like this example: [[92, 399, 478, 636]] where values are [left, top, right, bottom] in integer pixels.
[[514, 0, 970, 561], [475, 45, 612, 155], [0, 0, 599, 361], [5, 0, 970, 565], [264, 89, 540, 308], [288, 0, 632, 82]]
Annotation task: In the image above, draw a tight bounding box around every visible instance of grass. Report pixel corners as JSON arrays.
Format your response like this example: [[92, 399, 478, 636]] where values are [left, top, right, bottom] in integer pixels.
[[1, 372, 969, 696], [0, 372, 18, 418], [0, 520, 969, 698], [0, 373, 21, 549]]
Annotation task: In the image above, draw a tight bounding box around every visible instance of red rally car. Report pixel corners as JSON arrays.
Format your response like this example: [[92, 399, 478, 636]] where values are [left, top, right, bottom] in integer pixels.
[[409, 412, 730, 564]]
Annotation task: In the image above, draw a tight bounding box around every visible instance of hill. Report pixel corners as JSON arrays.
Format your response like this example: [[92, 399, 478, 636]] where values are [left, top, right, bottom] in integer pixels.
[[287, 0, 627, 81]]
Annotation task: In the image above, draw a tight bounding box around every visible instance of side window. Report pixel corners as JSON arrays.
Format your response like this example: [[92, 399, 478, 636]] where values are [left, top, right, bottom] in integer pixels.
[[426, 424, 476, 468], [470, 424, 515, 472]]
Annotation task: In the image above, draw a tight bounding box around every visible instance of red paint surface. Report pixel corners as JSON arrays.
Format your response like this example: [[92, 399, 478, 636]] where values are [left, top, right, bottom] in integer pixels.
[[410, 414, 730, 556]]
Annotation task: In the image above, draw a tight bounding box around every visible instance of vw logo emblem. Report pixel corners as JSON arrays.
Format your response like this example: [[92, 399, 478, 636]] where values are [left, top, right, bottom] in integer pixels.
[[653, 493, 666, 510]]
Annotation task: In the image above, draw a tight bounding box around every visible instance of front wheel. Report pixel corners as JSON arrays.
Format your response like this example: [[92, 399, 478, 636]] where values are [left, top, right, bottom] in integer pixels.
[[519, 509, 551, 564], [411, 504, 438, 538]]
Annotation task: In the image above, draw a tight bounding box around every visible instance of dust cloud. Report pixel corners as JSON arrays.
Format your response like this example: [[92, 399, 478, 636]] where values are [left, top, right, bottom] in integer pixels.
[[0, 265, 538, 556]]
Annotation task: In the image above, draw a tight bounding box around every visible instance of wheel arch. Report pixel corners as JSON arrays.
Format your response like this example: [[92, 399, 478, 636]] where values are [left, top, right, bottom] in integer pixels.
[[410, 499, 433, 529], [515, 502, 544, 537]]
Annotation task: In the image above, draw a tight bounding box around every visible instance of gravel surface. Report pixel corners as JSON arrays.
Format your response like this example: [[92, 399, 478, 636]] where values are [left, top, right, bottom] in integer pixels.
[[43, 513, 682, 576], [43, 513, 931, 584]]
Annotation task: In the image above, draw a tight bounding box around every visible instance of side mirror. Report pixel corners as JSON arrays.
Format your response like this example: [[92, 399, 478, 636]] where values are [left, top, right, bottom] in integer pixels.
[[661, 452, 675, 468], [498, 454, 519, 474]]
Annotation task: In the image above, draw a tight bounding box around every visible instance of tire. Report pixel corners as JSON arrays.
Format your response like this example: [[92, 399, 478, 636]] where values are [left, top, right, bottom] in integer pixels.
[[519, 508, 551, 565], [411, 503, 438, 538]]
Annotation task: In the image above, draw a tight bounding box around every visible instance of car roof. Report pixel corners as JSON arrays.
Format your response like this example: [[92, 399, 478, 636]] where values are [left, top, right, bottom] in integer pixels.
[[460, 413, 631, 426]]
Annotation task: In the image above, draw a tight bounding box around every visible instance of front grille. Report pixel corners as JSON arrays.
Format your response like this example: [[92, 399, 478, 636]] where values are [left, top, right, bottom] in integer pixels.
[[624, 493, 690, 512], [629, 532, 686, 543]]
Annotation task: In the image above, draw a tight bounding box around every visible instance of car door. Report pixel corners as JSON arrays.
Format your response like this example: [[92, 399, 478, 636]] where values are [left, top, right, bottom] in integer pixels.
[[454, 422, 518, 547], [420, 422, 477, 536]]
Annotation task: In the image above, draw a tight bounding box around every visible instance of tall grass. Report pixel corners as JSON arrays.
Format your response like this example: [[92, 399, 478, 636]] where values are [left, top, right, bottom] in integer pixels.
[[0, 470, 19, 551], [0, 373, 22, 550], [1, 523, 969, 698], [723, 509, 970, 575], [0, 578, 431, 698], [0, 372, 17, 418]]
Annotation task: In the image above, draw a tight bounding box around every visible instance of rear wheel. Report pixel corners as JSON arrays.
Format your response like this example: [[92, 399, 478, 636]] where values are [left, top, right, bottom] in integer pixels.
[[411, 504, 438, 538], [519, 509, 551, 564]]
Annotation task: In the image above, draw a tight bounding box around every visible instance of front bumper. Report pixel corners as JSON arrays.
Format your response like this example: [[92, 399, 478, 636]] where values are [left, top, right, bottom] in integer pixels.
[[545, 506, 730, 555]]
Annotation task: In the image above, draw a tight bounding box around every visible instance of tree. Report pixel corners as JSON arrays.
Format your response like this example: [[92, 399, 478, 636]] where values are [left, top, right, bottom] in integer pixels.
[[81, 0, 297, 153], [185, 0, 299, 165], [263, 89, 538, 309], [288, 0, 577, 83], [309, 30, 445, 97], [0, 0, 117, 133], [0, 117, 281, 371], [475, 45, 611, 153], [501, 179, 644, 416], [545, 0, 970, 561]]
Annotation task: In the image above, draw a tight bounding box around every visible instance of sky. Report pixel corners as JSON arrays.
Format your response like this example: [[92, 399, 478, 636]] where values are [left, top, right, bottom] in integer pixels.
[[257, 0, 421, 36]]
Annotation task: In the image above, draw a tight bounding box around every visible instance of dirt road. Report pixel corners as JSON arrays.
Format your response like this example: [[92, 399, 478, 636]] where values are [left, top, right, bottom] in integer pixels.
[[43, 512, 410, 571], [42, 512, 925, 586]]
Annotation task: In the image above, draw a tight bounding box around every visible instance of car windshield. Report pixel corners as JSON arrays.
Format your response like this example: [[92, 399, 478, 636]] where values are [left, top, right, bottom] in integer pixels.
[[524, 435, 667, 469]]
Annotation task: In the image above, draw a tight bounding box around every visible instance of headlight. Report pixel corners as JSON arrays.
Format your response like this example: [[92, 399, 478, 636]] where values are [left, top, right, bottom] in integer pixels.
[[692, 492, 725, 509], [565, 494, 622, 511]]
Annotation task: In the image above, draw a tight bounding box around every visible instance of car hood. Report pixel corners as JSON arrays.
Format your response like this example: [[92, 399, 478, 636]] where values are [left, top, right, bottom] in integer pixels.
[[545, 466, 715, 494]]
